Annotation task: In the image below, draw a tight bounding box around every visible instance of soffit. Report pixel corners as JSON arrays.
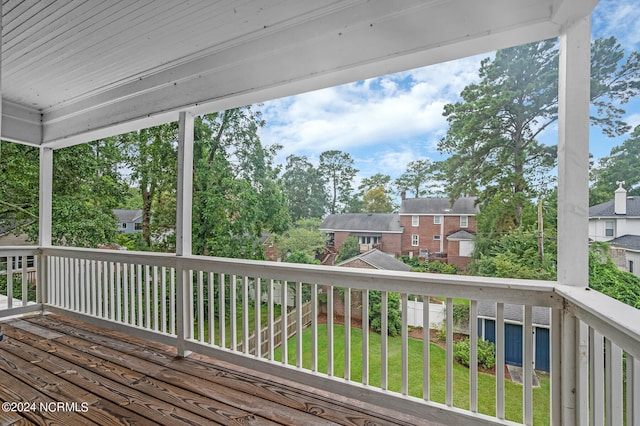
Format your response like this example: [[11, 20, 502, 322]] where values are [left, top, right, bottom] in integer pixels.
[[1, 0, 598, 147]]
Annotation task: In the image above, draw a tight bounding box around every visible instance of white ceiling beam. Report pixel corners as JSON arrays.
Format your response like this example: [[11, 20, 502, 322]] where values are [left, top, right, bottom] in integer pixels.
[[1, 101, 42, 146]]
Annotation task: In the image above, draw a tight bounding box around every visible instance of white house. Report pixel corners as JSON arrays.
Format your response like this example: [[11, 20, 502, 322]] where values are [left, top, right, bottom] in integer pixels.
[[589, 183, 640, 276]]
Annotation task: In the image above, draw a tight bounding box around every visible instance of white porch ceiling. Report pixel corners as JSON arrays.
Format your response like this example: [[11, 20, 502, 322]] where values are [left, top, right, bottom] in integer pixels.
[[1, 0, 598, 148]]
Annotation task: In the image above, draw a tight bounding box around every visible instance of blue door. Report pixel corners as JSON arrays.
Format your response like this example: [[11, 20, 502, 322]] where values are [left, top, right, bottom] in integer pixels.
[[483, 319, 495, 343], [535, 328, 550, 372], [504, 323, 523, 366]]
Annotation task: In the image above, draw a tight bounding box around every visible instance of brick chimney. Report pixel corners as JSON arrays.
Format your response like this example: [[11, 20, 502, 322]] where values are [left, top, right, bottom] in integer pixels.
[[615, 181, 627, 215]]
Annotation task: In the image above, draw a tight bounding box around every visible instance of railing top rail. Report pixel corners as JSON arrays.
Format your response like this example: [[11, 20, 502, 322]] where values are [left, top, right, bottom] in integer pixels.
[[557, 285, 640, 359], [0, 246, 39, 257], [35, 246, 562, 307]]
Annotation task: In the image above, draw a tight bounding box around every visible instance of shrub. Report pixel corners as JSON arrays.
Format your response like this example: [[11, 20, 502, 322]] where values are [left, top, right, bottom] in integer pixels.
[[369, 291, 403, 336], [453, 337, 496, 369], [426, 261, 459, 274]]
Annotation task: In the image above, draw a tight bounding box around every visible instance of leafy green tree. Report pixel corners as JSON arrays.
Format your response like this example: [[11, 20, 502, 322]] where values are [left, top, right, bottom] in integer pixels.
[[274, 218, 327, 260], [359, 173, 392, 193], [590, 125, 640, 205], [121, 124, 178, 247], [2, 139, 128, 247], [394, 159, 436, 197], [192, 107, 290, 259], [336, 236, 360, 263], [369, 291, 402, 337], [280, 155, 327, 220], [589, 242, 640, 309], [0, 141, 39, 232], [362, 186, 394, 213], [439, 37, 640, 227], [319, 150, 358, 214], [284, 251, 321, 265]]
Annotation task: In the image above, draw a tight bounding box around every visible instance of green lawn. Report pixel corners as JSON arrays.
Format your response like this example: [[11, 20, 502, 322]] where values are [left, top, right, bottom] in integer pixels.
[[275, 324, 550, 425]]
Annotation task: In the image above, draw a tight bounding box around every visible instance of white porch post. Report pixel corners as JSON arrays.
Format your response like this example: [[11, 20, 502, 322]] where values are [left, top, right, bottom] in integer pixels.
[[176, 111, 194, 357], [38, 147, 53, 304], [557, 15, 591, 426]]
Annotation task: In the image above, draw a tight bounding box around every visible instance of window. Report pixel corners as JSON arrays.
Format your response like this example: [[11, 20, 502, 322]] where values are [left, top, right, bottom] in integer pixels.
[[460, 216, 468, 228], [412, 235, 419, 246], [434, 215, 442, 224], [434, 235, 441, 240], [122, 223, 127, 228], [630, 260, 634, 274], [605, 220, 614, 237], [134, 222, 142, 231], [412, 215, 419, 227]]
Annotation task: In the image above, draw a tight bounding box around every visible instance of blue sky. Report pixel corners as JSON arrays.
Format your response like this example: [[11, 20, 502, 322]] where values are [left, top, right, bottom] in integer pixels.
[[258, 0, 640, 186]]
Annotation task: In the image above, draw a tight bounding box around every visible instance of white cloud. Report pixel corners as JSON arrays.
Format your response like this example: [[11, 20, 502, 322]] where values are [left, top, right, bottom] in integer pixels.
[[259, 54, 486, 178], [592, 0, 640, 49], [627, 113, 640, 131]]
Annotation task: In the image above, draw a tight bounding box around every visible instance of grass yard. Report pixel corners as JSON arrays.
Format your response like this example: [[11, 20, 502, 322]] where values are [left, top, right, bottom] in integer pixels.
[[275, 324, 550, 425]]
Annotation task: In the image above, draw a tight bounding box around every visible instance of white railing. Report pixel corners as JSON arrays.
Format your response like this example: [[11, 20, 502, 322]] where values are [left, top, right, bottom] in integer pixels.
[[0, 247, 41, 318], [2, 246, 639, 425]]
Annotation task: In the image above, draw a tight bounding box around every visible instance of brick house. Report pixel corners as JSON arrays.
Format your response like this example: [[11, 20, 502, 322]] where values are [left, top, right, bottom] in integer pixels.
[[319, 213, 403, 257], [399, 197, 478, 270]]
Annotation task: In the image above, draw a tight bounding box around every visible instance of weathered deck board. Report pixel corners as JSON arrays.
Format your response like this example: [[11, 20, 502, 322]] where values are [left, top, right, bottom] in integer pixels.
[[0, 314, 430, 426]]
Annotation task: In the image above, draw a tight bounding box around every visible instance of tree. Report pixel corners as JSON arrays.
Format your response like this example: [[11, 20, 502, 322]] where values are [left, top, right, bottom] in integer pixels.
[[192, 107, 290, 259], [274, 218, 327, 260], [336, 236, 360, 263], [359, 173, 391, 193], [122, 124, 178, 247], [362, 186, 394, 213], [590, 124, 640, 205], [439, 37, 640, 227], [394, 159, 436, 198], [280, 155, 327, 221], [319, 150, 358, 214]]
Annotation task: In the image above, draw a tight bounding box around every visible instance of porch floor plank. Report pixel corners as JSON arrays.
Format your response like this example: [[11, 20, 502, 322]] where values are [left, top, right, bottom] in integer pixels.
[[0, 314, 431, 426]]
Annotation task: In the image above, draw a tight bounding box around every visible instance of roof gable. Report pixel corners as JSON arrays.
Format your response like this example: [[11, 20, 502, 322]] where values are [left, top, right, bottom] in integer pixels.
[[113, 209, 143, 223], [338, 249, 411, 271]]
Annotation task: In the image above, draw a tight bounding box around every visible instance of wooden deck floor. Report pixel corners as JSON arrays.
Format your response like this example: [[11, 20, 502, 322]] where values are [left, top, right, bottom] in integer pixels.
[[0, 314, 431, 426]]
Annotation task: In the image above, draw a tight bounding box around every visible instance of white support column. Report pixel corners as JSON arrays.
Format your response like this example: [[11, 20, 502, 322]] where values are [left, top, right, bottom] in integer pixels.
[[557, 16, 591, 426], [39, 148, 53, 247], [557, 17, 590, 286], [176, 111, 194, 357], [176, 111, 194, 257]]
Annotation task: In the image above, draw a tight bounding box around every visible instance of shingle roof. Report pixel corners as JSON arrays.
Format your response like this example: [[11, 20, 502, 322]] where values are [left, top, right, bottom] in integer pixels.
[[320, 214, 402, 233], [589, 196, 640, 217], [338, 249, 411, 271], [478, 301, 550, 326], [399, 197, 478, 215], [113, 209, 143, 223], [446, 230, 475, 241], [608, 234, 640, 251]]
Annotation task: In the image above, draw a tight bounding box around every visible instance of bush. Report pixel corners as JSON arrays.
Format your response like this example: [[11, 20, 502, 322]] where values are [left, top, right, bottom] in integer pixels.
[[453, 337, 496, 369], [369, 291, 403, 336], [426, 261, 459, 274]]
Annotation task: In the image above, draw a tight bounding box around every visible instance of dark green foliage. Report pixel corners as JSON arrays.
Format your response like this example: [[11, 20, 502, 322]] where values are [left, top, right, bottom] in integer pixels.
[[426, 261, 459, 275], [285, 251, 320, 265], [589, 243, 640, 309], [369, 291, 403, 337], [336, 236, 360, 263], [454, 337, 496, 369], [280, 155, 327, 221], [319, 150, 358, 214], [590, 125, 640, 205]]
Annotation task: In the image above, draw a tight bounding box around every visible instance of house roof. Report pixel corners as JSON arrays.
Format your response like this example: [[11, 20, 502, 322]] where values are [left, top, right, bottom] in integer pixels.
[[113, 209, 143, 223], [589, 197, 640, 218], [320, 214, 403, 233], [3, 1, 597, 150], [608, 235, 640, 252], [478, 301, 550, 326], [399, 197, 478, 215], [446, 230, 475, 241], [338, 249, 411, 272]]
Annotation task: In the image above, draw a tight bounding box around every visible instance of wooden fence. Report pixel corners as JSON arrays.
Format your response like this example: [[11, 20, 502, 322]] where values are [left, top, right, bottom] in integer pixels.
[[240, 301, 313, 356]]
